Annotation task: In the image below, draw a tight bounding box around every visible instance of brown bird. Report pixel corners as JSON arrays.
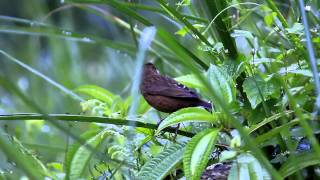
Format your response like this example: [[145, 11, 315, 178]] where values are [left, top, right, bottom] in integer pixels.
[[140, 63, 212, 113]]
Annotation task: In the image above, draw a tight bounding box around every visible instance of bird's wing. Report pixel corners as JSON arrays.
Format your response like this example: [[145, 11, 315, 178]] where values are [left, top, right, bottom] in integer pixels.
[[145, 75, 199, 99]]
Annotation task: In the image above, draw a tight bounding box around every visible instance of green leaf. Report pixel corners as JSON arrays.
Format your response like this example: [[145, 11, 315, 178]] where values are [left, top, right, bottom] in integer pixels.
[[65, 130, 98, 180], [219, 150, 237, 162], [183, 128, 219, 180], [264, 12, 277, 26], [137, 143, 186, 180], [279, 152, 320, 178], [242, 75, 280, 109], [75, 85, 115, 105], [156, 107, 219, 134], [65, 129, 109, 180], [175, 24, 205, 37], [221, 59, 245, 80], [208, 64, 236, 105], [228, 153, 271, 180], [47, 162, 63, 172], [177, 0, 191, 6], [174, 74, 206, 91]]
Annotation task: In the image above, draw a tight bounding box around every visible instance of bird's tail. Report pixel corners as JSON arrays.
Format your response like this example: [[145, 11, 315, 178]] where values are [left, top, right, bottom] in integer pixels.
[[198, 101, 212, 112]]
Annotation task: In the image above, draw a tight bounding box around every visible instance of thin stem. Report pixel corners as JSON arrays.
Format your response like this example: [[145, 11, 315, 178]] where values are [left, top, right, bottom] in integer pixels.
[[0, 113, 195, 138]]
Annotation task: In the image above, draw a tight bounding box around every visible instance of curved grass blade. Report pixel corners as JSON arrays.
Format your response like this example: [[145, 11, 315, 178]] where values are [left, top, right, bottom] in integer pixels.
[[202, 0, 238, 59], [0, 25, 136, 55], [249, 111, 294, 134], [255, 119, 299, 145], [279, 152, 320, 178], [120, 2, 207, 23], [157, 0, 212, 48]]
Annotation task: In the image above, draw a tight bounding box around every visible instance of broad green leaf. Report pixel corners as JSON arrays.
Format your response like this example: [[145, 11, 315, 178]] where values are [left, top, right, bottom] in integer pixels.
[[243, 75, 280, 109], [137, 143, 186, 180], [208, 64, 236, 105], [156, 107, 219, 134], [279, 152, 320, 178], [65, 130, 99, 180], [174, 74, 205, 91], [108, 145, 127, 161], [183, 128, 219, 180], [228, 153, 271, 180], [75, 85, 115, 105], [219, 150, 237, 162], [67, 130, 109, 180]]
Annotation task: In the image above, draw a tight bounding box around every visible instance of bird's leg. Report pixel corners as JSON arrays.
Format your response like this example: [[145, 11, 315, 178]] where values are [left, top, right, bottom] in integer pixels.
[[172, 123, 180, 142]]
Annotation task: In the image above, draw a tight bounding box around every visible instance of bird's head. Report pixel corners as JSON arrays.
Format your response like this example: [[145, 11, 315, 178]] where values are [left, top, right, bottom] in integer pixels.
[[143, 62, 159, 76]]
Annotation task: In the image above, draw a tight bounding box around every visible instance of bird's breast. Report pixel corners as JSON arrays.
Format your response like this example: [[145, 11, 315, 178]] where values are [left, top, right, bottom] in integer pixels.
[[143, 94, 199, 113]]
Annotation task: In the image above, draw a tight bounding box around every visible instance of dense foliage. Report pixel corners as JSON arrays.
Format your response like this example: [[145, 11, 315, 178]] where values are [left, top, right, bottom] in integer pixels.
[[0, 0, 320, 179]]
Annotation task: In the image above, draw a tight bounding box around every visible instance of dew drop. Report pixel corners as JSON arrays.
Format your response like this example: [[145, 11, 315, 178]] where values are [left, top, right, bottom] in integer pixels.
[[305, 5, 311, 11]]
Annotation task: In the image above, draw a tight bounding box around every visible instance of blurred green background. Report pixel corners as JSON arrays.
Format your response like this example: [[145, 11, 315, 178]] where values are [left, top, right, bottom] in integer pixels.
[[0, 0, 200, 178], [0, 0, 138, 178]]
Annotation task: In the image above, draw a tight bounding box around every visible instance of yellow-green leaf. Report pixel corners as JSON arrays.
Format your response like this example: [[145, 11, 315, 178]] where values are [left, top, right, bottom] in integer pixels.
[[156, 107, 219, 134], [183, 128, 219, 180]]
